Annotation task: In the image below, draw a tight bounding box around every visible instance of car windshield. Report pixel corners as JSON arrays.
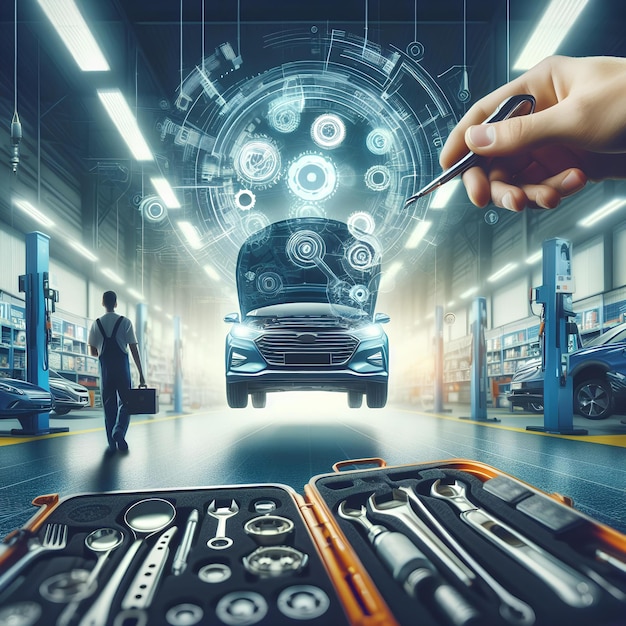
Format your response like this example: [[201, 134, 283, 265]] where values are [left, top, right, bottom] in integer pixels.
[[246, 301, 369, 322], [584, 324, 626, 347]]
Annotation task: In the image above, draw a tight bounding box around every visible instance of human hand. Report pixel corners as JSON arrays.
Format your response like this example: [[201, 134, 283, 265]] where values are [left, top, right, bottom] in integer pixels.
[[440, 55, 626, 211]]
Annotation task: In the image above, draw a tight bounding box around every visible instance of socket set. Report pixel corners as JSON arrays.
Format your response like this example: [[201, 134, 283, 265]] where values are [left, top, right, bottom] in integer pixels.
[[0, 460, 625, 625]]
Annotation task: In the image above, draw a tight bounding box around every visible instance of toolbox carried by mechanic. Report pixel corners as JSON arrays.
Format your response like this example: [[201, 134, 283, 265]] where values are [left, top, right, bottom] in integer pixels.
[[0, 458, 625, 625]]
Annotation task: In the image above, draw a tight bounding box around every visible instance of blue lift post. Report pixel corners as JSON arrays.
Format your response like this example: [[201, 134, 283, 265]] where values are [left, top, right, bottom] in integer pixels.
[[433, 305, 444, 413], [461, 297, 499, 422], [173, 315, 183, 414], [15, 232, 68, 436], [527, 238, 587, 435]]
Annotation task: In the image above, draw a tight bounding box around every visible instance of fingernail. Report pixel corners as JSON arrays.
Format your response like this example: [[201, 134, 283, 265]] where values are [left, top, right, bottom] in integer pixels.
[[502, 192, 516, 211], [561, 170, 585, 193], [468, 125, 495, 148]]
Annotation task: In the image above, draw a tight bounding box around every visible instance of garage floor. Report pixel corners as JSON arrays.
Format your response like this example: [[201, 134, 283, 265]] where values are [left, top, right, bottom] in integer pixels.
[[1, 395, 625, 541]]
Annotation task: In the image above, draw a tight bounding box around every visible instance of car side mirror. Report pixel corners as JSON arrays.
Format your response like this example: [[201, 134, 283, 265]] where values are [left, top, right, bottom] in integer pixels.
[[224, 312, 240, 324], [374, 312, 390, 324]]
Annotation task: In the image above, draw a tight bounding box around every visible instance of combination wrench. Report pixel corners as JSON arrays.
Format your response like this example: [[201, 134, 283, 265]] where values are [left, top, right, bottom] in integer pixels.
[[431, 479, 601, 609]]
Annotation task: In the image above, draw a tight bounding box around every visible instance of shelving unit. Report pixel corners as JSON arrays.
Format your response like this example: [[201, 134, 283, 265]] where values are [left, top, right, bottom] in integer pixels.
[[0, 301, 26, 380]]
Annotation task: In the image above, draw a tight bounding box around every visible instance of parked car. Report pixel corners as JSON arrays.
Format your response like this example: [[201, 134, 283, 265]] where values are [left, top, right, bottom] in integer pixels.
[[224, 217, 390, 409], [0, 377, 52, 418], [49, 370, 90, 415], [508, 322, 626, 419]]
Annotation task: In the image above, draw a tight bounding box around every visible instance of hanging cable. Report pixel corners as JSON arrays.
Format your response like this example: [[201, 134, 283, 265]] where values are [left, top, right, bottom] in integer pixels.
[[10, 0, 22, 175], [363, 0, 369, 54], [414, 0, 418, 43], [237, 0, 241, 59], [201, 0, 205, 72], [506, 0, 510, 83], [180, 0, 184, 94]]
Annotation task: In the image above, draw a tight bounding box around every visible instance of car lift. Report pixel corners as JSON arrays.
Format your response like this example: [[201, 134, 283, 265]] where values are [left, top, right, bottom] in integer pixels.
[[527, 238, 587, 435], [14, 232, 68, 436]]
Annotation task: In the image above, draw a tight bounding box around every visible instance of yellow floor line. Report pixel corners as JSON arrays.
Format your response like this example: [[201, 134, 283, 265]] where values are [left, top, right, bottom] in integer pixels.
[[398, 408, 626, 449]]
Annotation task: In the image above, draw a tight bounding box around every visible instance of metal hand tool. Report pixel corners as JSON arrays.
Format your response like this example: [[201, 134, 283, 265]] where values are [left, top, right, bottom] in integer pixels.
[[242, 545, 309, 578], [78, 498, 176, 626], [398, 486, 535, 625], [215, 591, 268, 626], [244, 515, 294, 545], [367, 490, 475, 586], [338, 501, 481, 626], [0, 523, 68, 594], [172, 509, 199, 575], [431, 479, 601, 608], [277, 585, 330, 620], [206, 500, 239, 550], [404, 94, 536, 207]]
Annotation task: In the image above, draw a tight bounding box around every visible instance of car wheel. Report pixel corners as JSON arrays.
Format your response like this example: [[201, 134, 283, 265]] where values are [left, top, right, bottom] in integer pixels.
[[574, 378, 612, 420], [226, 382, 248, 408], [529, 402, 544, 414], [347, 391, 363, 408], [366, 382, 387, 408], [53, 408, 71, 416], [251, 392, 266, 409]]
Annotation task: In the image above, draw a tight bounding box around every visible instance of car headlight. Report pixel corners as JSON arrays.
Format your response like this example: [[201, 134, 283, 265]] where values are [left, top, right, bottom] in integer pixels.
[[367, 351, 384, 367], [0, 382, 24, 395], [353, 324, 383, 340], [230, 324, 261, 340], [510, 382, 522, 390]]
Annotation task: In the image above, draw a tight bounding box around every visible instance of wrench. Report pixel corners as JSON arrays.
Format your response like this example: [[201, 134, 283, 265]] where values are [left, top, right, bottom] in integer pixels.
[[206, 500, 238, 550], [338, 501, 481, 626], [397, 486, 535, 625], [431, 479, 600, 609]]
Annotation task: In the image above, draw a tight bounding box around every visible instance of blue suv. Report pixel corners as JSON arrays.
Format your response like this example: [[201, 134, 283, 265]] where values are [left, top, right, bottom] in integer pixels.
[[508, 322, 626, 419], [224, 218, 390, 409]]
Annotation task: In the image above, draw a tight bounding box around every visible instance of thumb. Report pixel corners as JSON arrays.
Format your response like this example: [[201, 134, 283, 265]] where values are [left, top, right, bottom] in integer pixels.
[[464, 108, 562, 156]]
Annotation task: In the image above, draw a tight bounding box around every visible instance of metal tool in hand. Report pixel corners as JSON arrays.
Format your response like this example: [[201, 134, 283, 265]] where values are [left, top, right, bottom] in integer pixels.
[[338, 500, 481, 626], [206, 499, 239, 550], [404, 94, 536, 208], [398, 486, 535, 625], [0, 523, 68, 594], [78, 498, 176, 626], [431, 479, 600, 608]]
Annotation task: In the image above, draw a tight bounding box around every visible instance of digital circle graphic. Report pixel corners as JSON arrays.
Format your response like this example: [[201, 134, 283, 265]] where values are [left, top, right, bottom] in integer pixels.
[[311, 114, 346, 149], [286, 230, 326, 267], [287, 154, 337, 202]]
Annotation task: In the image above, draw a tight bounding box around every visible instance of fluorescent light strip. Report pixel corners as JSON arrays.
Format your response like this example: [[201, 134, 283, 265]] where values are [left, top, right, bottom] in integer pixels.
[[525, 251, 542, 265], [13, 199, 55, 228], [101, 268, 124, 285], [37, 0, 109, 71], [97, 90, 153, 161], [460, 286, 478, 299], [513, 0, 589, 71], [68, 239, 98, 261], [150, 177, 181, 209], [177, 221, 203, 250], [578, 198, 626, 228], [127, 288, 145, 301], [203, 264, 221, 282], [386, 261, 403, 281], [487, 262, 518, 283], [405, 220, 432, 249], [430, 179, 461, 209]]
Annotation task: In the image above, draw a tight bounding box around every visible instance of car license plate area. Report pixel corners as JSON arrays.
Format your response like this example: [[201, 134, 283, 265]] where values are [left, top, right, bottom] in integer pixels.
[[285, 352, 331, 365]]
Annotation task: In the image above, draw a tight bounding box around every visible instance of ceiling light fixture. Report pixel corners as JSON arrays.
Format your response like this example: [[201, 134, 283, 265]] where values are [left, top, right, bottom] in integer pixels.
[[487, 262, 518, 283], [460, 286, 478, 299], [525, 251, 542, 265], [430, 179, 461, 209], [101, 268, 124, 285], [150, 177, 181, 209], [13, 199, 55, 228], [97, 89, 154, 161], [177, 221, 203, 250], [513, 0, 589, 71], [68, 239, 98, 261], [203, 264, 221, 282], [127, 288, 145, 301], [37, 0, 110, 71], [578, 198, 626, 228], [405, 220, 432, 249]]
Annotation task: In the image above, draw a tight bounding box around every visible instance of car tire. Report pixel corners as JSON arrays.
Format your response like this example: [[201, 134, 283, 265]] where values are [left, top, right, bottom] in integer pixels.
[[226, 382, 248, 408], [53, 408, 71, 416], [574, 378, 612, 420], [347, 391, 363, 408], [366, 382, 387, 408], [251, 392, 266, 408]]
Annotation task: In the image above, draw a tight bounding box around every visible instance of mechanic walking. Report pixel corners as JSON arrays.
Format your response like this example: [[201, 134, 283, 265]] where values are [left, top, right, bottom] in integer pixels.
[[88, 290, 146, 452]]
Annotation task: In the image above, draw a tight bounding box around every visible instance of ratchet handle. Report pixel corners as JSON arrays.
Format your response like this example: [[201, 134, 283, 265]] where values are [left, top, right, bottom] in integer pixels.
[[462, 509, 599, 608], [374, 531, 480, 626]]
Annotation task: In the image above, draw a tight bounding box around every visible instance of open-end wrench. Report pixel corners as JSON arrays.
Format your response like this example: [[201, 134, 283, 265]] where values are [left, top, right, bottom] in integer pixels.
[[338, 500, 481, 626], [431, 479, 601, 609], [206, 500, 238, 550], [397, 486, 535, 625], [367, 490, 475, 587]]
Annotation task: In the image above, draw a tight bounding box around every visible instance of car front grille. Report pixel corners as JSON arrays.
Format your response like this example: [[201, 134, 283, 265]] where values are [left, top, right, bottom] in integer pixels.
[[255, 331, 358, 366]]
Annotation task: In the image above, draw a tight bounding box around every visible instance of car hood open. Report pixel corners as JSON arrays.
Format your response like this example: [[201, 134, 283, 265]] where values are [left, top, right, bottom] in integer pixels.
[[236, 218, 382, 319]]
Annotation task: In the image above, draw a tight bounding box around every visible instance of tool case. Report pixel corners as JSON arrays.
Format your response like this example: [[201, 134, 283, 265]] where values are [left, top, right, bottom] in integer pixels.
[[0, 458, 625, 625]]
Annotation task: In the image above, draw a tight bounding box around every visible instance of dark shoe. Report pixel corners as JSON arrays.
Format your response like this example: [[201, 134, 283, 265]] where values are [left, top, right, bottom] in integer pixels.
[[105, 444, 117, 455], [114, 433, 129, 451]]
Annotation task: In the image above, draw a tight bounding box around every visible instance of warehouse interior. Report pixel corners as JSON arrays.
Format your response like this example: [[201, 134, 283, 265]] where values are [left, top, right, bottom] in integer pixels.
[[0, 1, 625, 624]]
